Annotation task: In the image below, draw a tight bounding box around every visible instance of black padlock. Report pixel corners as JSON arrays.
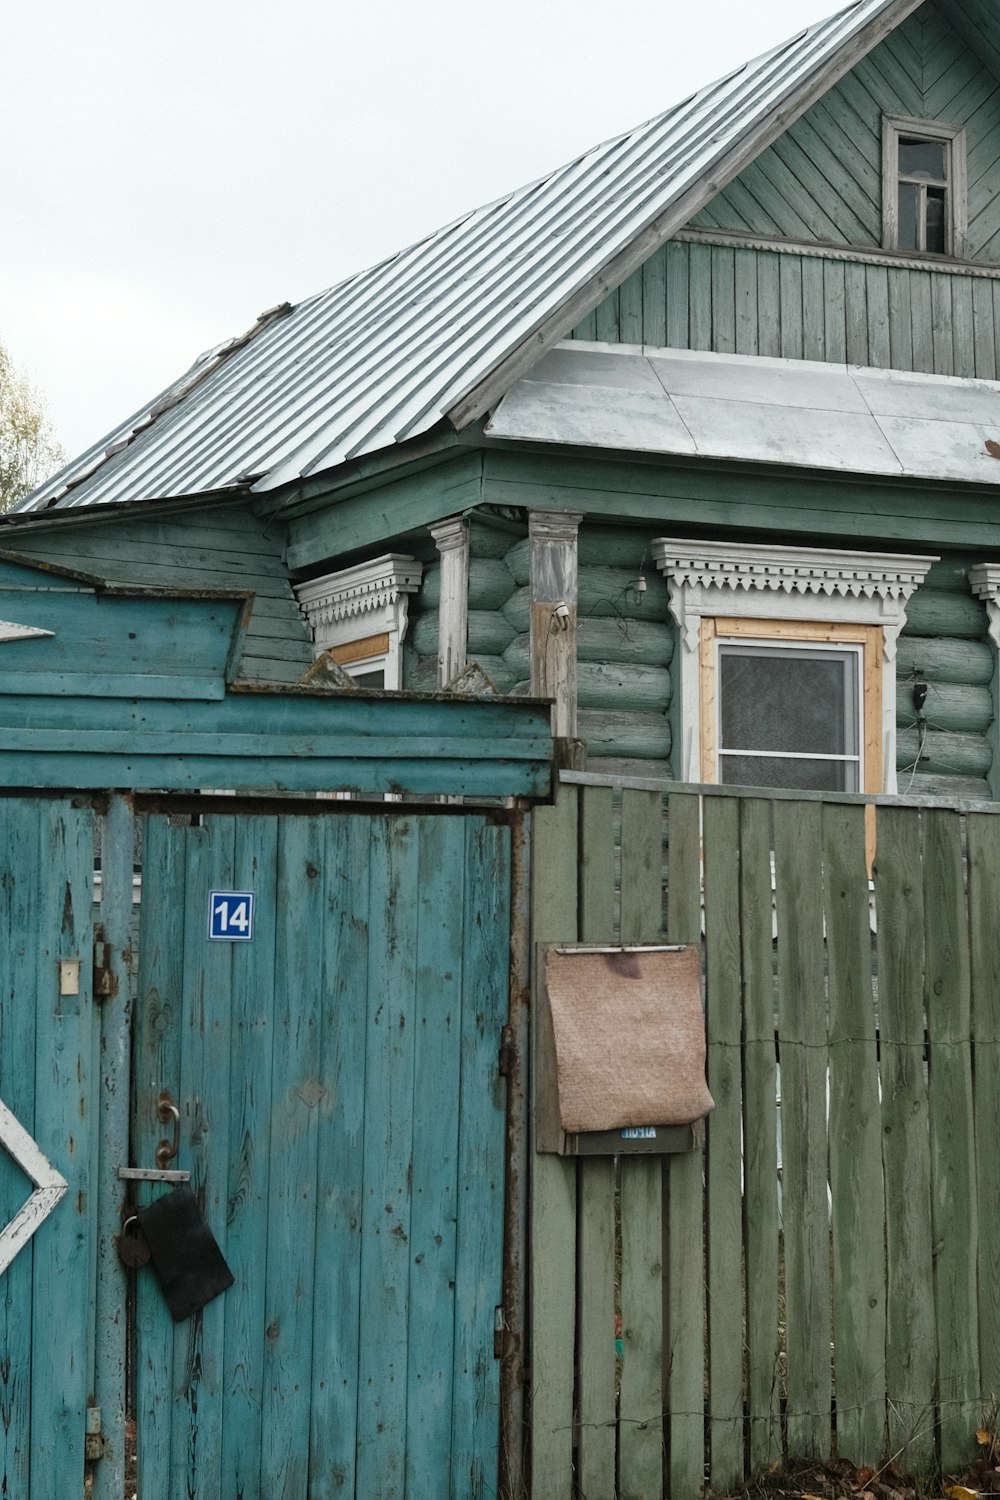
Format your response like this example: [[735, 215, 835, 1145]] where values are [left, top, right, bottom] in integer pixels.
[[136, 1185, 234, 1322], [116, 1214, 152, 1270]]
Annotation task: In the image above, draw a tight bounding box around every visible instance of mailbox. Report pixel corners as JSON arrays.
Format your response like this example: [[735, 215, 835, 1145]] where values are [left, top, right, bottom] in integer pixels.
[[534, 943, 714, 1156]]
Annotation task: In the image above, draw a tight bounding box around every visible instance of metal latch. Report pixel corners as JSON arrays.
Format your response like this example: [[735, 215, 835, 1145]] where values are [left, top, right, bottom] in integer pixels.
[[85, 1405, 104, 1462], [92, 925, 116, 1001]]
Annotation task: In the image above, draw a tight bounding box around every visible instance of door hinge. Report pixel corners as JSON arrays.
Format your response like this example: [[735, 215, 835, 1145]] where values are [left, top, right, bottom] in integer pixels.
[[92, 925, 117, 1002], [85, 1405, 104, 1462], [498, 1024, 514, 1079]]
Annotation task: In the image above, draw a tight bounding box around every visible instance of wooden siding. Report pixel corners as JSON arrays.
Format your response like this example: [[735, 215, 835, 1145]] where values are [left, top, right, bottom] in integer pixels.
[[530, 776, 1000, 1499], [1, 502, 313, 686], [686, 1, 1000, 263], [571, 238, 1000, 379]]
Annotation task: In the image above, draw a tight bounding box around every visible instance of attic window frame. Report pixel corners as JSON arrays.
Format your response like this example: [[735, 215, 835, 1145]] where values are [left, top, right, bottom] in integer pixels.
[[882, 116, 966, 259]]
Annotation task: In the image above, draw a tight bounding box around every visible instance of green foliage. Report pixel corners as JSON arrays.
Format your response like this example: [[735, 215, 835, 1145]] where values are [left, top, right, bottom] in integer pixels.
[[0, 340, 64, 513]]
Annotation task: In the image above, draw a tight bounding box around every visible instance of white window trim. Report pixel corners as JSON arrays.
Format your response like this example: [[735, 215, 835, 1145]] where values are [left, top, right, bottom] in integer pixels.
[[882, 116, 967, 259], [652, 539, 937, 794], [294, 553, 423, 691]]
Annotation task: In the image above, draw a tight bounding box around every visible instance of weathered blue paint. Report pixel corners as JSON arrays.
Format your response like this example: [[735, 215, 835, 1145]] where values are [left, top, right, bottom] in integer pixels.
[[0, 796, 95, 1499], [133, 806, 511, 1499]]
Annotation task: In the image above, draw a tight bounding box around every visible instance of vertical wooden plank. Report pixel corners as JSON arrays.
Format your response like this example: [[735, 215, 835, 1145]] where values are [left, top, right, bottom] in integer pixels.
[[779, 256, 804, 360], [451, 818, 511, 1500], [711, 246, 736, 355], [801, 256, 826, 361], [529, 784, 579, 1500], [619, 789, 666, 1500], [774, 800, 830, 1458], [923, 809, 979, 1473], [29, 802, 95, 1498], [355, 816, 419, 1499], [951, 275, 976, 379], [666, 242, 690, 350], [823, 803, 886, 1465], [865, 265, 891, 369], [220, 814, 279, 1498], [734, 248, 759, 357], [310, 815, 370, 1500], [643, 247, 668, 349], [595, 290, 621, 345], [931, 276, 954, 377], [910, 272, 934, 374], [888, 268, 913, 371], [823, 258, 847, 364], [620, 267, 644, 346], [576, 785, 617, 1500], [134, 816, 186, 1497], [967, 815, 1000, 1404], [971, 278, 997, 381], [740, 798, 782, 1470], [689, 247, 712, 353], [702, 797, 744, 1491], [845, 262, 869, 366], [402, 816, 464, 1498], [757, 254, 781, 358], [0, 802, 38, 1500], [874, 807, 935, 1473], [171, 816, 236, 1500], [665, 791, 706, 1500]]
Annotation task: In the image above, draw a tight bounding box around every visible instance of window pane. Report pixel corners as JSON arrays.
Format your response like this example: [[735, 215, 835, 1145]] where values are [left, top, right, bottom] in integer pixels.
[[925, 186, 946, 253], [899, 137, 946, 180], [719, 647, 858, 756], [897, 181, 919, 249], [719, 754, 857, 792], [351, 668, 386, 688]]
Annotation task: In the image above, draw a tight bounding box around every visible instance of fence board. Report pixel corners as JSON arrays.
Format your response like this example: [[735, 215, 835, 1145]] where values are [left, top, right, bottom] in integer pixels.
[[774, 800, 831, 1457], [967, 814, 1000, 1403], [823, 803, 886, 1463], [739, 797, 782, 1470], [530, 786, 579, 1500], [577, 785, 618, 1500], [703, 796, 744, 1491], [923, 809, 979, 1473], [619, 789, 666, 1500], [874, 807, 936, 1473], [665, 791, 706, 1500]]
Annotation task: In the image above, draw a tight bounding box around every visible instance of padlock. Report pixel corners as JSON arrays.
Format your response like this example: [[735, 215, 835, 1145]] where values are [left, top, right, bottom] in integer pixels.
[[116, 1215, 152, 1270], [136, 1184, 234, 1323]]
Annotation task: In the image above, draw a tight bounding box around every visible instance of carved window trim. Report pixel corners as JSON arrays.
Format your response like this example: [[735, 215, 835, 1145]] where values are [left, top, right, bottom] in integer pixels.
[[294, 554, 422, 690], [652, 539, 936, 794]]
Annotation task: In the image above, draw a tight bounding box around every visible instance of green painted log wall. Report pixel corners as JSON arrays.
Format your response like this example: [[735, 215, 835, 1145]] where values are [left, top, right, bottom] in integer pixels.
[[1, 502, 313, 685]]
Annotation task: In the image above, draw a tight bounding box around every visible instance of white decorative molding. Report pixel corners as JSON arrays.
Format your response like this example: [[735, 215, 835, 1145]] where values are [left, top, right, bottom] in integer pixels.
[[653, 539, 937, 792], [0, 621, 54, 643], [295, 554, 422, 690], [969, 563, 1000, 648], [0, 1097, 68, 1274], [530, 511, 583, 738]]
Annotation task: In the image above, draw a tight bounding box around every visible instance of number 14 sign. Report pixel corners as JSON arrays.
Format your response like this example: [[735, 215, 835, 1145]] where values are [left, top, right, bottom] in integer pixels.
[[208, 891, 255, 942]]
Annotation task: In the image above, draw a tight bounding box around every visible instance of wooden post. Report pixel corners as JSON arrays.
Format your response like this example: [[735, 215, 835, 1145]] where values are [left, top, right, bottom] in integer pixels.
[[529, 512, 582, 738], [430, 515, 469, 687]]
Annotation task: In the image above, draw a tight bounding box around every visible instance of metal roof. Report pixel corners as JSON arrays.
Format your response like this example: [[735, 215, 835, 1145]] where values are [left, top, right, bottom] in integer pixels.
[[17, 0, 913, 513], [486, 342, 1000, 484]]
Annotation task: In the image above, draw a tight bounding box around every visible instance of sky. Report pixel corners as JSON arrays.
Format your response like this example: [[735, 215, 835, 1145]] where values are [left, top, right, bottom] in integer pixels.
[[4, 0, 845, 463]]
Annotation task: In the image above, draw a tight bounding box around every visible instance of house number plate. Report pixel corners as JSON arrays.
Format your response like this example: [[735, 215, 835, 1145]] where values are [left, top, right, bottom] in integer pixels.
[[208, 892, 255, 942]]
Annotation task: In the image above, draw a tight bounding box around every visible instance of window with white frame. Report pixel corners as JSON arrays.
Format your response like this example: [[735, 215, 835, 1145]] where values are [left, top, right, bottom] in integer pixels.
[[294, 554, 423, 690], [883, 118, 966, 257], [653, 540, 936, 795]]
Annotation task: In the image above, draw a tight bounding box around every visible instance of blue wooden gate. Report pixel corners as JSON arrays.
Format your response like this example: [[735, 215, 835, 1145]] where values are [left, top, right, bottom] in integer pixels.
[[0, 795, 97, 1496], [130, 805, 512, 1500]]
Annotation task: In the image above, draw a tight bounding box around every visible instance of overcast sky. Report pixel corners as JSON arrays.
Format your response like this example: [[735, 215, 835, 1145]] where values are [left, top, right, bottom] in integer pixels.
[[4, 0, 844, 461]]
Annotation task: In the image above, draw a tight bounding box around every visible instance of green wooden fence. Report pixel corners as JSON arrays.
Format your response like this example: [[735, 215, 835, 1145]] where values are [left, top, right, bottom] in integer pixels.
[[530, 774, 1000, 1500]]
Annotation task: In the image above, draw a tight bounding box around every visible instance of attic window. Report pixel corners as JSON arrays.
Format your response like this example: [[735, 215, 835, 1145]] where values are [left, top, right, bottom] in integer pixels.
[[883, 118, 966, 257]]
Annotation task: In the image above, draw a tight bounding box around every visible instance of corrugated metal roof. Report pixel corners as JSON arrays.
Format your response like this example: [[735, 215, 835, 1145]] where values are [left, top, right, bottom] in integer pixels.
[[486, 341, 1000, 483], [17, 0, 911, 513]]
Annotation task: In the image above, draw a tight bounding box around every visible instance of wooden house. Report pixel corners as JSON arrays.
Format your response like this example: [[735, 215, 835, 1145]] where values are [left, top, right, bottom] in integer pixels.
[[7, 0, 1000, 1495]]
